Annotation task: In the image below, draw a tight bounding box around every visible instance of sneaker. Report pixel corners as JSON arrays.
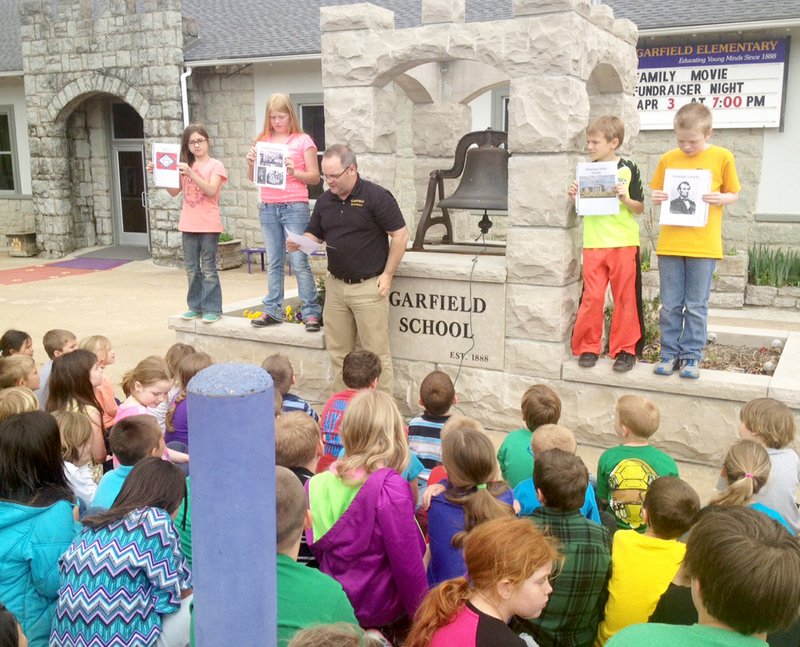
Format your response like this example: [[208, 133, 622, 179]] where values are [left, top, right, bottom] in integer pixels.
[[202, 313, 220, 324], [612, 351, 636, 372], [251, 312, 282, 328], [305, 316, 321, 332], [679, 358, 701, 379], [181, 310, 202, 320], [578, 352, 598, 368], [654, 357, 678, 376]]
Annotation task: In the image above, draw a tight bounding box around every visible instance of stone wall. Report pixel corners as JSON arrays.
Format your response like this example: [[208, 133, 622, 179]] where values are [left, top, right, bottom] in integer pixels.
[[188, 66, 258, 247], [19, 0, 185, 258]]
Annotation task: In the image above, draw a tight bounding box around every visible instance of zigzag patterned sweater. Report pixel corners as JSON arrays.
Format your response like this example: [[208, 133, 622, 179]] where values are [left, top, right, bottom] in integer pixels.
[[52, 506, 191, 647]]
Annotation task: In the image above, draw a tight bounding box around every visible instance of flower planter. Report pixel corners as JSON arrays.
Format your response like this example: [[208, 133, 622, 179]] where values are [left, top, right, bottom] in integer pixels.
[[5, 232, 38, 257], [216, 239, 243, 271]]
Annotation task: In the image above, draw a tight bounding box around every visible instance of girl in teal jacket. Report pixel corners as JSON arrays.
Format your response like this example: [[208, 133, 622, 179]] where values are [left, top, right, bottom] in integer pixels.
[[0, 411, 77, 647]]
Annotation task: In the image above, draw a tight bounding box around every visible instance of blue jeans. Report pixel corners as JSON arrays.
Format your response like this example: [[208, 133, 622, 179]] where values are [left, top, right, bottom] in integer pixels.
[[182, 232, 222, 315], [259, 202, 321, 320], [657, 255, 716, 361]]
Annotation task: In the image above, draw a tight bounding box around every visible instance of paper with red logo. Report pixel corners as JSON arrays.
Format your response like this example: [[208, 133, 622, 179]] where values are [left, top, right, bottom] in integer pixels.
[[152, 143, 181, 188]]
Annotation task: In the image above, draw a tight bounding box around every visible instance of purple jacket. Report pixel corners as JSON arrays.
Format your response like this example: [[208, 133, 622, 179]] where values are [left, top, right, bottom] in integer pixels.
[[306, 467, 428, 627]]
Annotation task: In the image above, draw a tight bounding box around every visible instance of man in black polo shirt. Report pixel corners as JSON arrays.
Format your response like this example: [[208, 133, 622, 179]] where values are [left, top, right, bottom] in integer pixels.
[[288, 144, 408, 394]]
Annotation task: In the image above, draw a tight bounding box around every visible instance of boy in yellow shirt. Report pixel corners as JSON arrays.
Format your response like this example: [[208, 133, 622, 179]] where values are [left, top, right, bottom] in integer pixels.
[[595, 476, 700, 646], [650, 103, 740, 379]]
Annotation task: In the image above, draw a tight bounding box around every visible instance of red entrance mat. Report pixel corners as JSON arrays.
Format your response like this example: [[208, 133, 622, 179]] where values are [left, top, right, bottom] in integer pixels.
[[0, 264, 95, 286]]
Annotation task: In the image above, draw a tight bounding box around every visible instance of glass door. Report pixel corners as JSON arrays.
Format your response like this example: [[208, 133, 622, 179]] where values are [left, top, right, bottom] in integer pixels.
[[112, 144, 149, 246]]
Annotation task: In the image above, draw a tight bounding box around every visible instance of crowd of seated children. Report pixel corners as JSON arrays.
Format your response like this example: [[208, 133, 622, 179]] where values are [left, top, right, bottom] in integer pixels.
[[5, 316, 800, 647], [515, 448, 611, 647], [426, 424, 515, 586], [407, 371, 455, 494], [596, 475, 700, 645], [514, 423, 601, 523], [596, 394, 679, 531], [263, 353, 320, 421], [497, 384, 561, 488]]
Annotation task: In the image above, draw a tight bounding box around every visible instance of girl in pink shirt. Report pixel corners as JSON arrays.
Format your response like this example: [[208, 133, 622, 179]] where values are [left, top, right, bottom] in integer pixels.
[[407, 518, 560, 647], [245, 94, 322, 331], [148, 123, 227, 324]]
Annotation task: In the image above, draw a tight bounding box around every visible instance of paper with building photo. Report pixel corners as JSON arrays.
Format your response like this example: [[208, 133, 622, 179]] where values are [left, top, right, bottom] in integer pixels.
[[152, 143, 181, 188], [576, 161, 618, 216], [254, 142, 288, 190], [660, 168, 712, 227]]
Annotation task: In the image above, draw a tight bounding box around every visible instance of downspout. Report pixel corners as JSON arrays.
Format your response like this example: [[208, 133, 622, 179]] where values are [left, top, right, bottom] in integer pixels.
[[180, 66, 193, 127]]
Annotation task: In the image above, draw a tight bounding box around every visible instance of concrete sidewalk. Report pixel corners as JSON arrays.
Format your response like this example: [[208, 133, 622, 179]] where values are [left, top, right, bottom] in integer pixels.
[[3, 247, 797, 503]]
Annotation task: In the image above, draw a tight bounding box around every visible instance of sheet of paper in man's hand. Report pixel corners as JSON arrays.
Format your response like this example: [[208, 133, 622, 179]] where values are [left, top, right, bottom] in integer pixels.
[[285, 228, 323, 255]]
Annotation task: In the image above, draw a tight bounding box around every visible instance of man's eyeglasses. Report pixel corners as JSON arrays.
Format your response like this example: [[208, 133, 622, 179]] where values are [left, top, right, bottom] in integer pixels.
[[323, 165, 351, 182], [188, 138, 207, 146]]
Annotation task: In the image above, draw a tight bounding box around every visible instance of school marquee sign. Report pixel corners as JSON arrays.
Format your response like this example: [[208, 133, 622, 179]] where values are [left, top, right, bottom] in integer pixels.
[[635, 38, 788, 130]]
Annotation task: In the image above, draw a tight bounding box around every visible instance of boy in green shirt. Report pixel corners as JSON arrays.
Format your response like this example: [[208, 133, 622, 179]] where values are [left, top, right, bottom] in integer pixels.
[[275, 466, 358, 645], [567, 115, 645, 373], [596, 394, 678, 531], [497, 384, 561, 488]]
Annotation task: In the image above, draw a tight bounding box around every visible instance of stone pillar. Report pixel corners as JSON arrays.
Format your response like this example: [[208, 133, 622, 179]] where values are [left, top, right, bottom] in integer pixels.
[[189, 364, 277, 646]]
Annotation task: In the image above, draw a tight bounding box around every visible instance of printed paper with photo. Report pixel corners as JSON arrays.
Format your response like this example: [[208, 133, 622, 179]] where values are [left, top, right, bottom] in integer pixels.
[[576, 161, 619, 216], [254, 142, 288, 190], [660, 168, 711, 227]]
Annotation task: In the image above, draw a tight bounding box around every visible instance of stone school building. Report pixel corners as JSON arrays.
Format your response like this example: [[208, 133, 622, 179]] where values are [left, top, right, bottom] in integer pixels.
[[0, 0, 797, 263]]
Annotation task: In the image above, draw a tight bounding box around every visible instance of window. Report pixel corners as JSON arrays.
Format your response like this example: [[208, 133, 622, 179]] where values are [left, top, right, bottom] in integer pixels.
[[294, 94, 325, 200], [491, 88, 510, 133], [0, 107, 19, 193]]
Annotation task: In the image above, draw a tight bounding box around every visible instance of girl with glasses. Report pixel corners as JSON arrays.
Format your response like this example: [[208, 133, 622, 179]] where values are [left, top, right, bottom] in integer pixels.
[[147, 123, 227, 324]]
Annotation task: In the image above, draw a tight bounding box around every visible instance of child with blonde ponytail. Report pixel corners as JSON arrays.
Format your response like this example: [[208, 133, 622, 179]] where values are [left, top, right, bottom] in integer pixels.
[[426, 424, 515, 586], [407, 517, 560, 647], [306, 390, 427, 644], [711, 439, 794, 533]]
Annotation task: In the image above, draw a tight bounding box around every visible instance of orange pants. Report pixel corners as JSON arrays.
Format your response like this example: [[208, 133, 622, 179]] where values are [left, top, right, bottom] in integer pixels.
[[571, 246, 644, 358]]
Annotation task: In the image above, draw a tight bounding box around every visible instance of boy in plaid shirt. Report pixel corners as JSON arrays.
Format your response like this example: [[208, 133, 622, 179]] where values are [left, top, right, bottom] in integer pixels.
[[513, 448, 611, 647]]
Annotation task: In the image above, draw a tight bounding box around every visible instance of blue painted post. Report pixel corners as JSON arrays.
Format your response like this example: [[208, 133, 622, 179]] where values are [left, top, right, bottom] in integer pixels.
[[188, 363, 276, 646]]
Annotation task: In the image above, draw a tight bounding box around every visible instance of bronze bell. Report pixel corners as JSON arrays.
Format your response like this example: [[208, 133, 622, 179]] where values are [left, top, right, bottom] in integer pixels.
[[438, 145, 509, 212], [411, 128, 510, 249]]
